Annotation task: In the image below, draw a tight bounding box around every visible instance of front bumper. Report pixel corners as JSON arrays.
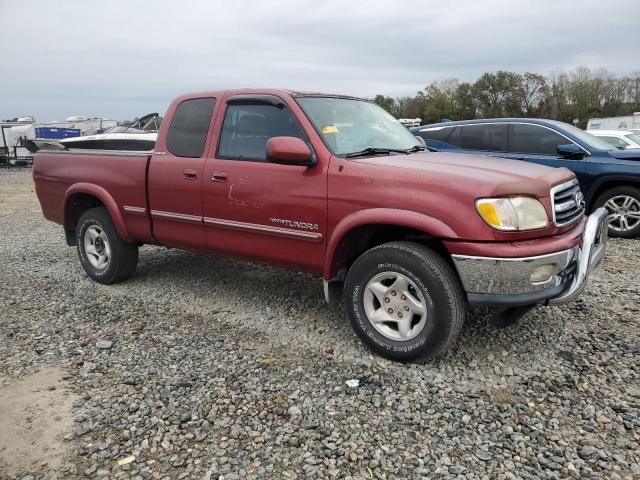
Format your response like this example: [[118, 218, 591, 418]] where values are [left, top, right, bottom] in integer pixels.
[[451, 208, 608, 307]]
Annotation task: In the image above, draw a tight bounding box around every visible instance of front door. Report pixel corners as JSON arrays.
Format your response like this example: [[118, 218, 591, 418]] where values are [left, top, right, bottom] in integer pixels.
[[202, 94, 327, 273], [505, 123, 587, 184], [148, 97, 216, 249]]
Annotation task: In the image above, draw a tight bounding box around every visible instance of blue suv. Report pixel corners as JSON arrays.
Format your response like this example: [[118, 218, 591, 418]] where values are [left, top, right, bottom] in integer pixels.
[[412, 119, 640, 237]]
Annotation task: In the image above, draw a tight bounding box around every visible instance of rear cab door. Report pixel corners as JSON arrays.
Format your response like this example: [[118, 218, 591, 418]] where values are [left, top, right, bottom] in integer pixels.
[[148, 96, 217, 249]]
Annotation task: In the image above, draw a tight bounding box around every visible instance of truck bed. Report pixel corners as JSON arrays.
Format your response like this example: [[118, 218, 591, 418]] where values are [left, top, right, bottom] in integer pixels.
[[32, 149, 154, 243]]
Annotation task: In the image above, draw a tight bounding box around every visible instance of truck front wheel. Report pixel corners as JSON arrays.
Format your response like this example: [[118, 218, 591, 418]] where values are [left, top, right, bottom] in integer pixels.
[[76, 207, 138, 284], [344, 241, 466, 361]]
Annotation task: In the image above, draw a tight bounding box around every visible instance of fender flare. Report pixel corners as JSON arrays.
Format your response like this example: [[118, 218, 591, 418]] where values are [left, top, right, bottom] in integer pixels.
[[323, 208, 458, 280], [63, 183, 132, 242], [586, 175, 640, 205]]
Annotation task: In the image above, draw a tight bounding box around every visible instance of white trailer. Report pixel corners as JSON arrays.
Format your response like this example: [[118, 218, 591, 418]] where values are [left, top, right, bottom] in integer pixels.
[[587, 112, 640, 131]]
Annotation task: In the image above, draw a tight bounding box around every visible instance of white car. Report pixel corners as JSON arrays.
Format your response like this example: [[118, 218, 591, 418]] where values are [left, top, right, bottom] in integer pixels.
[[587, 129, 640, 150]]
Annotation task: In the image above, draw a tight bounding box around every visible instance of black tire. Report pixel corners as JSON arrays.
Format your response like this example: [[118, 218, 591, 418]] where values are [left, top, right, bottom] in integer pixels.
[[343, 241, 467, 362], [76, 207, 138, 284], [593, 186, 640, 238]]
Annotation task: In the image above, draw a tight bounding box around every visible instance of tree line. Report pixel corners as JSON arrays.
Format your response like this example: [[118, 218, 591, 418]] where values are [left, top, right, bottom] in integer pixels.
[[374, 67, 640, 128]]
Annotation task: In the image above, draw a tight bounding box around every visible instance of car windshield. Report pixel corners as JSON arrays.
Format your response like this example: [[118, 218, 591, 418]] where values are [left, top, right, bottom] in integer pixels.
[[104, 126, 147, 134], [555, 123, 616, 150], [625, 132, 640, 146], [296, 97, 422, 156]]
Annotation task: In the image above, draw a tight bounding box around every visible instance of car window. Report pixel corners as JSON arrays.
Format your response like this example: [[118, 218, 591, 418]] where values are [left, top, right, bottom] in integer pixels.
[[459, 124, 506, 152], [218, 103, 306, 161], [166, 98, 216, 158], [625, 133, 640, 146], [416, 126, 455, 143], [509, 123, 569, 156], [599, 136, 629, 149]]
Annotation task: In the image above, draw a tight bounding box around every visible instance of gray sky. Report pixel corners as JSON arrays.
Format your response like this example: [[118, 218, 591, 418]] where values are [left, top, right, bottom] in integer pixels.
[[1, 0, 638, 121]]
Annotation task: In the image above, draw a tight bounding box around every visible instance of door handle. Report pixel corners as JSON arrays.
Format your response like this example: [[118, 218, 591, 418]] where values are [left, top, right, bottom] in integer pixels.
[[211, 171, 228, 182], [183, 169, 198, 180]]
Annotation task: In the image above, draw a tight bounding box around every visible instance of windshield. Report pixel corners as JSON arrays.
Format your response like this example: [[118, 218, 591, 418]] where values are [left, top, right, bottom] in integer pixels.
[[296, 97, 421, 156], [625, 133, 640, 146], [555, 122, 616, 150], [104, 126, 147, 134]]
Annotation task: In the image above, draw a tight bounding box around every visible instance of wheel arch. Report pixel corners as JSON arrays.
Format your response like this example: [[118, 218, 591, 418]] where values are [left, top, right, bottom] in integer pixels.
[[323, 208, 458, 282], [587, 175, 640, 210], [63, 184, 131, 245]]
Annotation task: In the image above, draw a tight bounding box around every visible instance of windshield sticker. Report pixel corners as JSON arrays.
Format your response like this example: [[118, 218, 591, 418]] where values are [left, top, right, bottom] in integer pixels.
[[322, 125, 339, 134]]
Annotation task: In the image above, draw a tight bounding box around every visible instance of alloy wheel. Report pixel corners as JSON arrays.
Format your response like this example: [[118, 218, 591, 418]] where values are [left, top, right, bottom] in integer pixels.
[[363, 271, 428, 341], [604, 195, 640, 233], [83, 225, 111, 269]]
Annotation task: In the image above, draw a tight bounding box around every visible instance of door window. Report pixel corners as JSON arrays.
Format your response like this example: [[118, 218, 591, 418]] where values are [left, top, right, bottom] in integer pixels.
[[459, 124, 506, 152], [217, 103, 307, 161], [510, 123, 570, 155], [166, 98, 216, 158], [599, 136, 629, 150], [416, 126, 456, 143]]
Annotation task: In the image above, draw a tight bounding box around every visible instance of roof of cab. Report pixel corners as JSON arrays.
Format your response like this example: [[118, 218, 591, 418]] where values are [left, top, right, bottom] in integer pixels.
[[174, 88, 367, 102]]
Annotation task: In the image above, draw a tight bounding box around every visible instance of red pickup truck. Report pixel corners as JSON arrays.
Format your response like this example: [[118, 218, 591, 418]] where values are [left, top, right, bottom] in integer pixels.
[[32, 89, 609, 361]]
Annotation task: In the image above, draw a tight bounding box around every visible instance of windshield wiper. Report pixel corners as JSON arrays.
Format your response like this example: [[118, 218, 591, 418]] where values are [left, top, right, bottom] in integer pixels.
[[345, 146, 422, 158], [405, 145, 426, 153]]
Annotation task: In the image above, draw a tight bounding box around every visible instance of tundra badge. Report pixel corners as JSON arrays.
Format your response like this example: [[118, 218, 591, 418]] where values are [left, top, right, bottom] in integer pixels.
[[269, 217, 319, 231]]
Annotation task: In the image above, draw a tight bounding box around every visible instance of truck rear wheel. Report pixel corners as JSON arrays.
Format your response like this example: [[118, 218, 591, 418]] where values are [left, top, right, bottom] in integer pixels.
[[593, 186, 640, 238], [344, 241, 466, 361], [76, 207, 138, 284]]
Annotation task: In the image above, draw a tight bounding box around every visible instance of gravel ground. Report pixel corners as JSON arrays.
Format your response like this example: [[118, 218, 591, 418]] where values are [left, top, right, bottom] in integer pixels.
[[0, 167, 638, 480]]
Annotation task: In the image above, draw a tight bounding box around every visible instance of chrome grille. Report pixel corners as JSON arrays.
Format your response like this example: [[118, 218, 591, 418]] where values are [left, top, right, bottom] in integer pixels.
[[551, 179, 585, 227]]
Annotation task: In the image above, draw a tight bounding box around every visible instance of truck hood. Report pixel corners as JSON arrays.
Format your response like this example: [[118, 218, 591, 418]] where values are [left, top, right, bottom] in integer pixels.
[[355, 151, 574, 197]]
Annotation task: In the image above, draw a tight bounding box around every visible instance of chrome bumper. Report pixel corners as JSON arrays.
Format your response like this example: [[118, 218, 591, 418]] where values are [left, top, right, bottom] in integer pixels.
[[451, 208, 608, 307]]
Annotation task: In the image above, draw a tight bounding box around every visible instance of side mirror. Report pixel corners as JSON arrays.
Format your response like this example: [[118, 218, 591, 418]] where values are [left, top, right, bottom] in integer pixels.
[[266, 136, 315, 166], [415, 135, 426, 146], [556, 143, 585, 159]]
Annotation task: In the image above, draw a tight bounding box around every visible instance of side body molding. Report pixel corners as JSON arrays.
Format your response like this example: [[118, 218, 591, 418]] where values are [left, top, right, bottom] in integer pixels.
[[63, 183, 133, 242], [323, 208, 459, 280]]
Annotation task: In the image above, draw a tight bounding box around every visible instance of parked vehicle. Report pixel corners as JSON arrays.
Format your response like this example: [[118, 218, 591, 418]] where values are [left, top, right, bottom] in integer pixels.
[[59, 112, 160, 151], [32, 89, 608, 361], [398, 118, 422, 128], [587, 129, 640, 150], [413, 119, 640, 237], [587, 113, 640, 131]]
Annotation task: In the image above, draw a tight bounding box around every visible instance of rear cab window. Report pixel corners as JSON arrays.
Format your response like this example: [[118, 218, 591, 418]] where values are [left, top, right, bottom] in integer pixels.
[[166, 98, 216, 158]]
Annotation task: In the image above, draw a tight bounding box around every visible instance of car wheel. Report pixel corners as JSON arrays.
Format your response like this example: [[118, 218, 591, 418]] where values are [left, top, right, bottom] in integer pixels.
[[76, 207, 139, 284], [343, 241, 467, 361], [594, 186, 640, 238]]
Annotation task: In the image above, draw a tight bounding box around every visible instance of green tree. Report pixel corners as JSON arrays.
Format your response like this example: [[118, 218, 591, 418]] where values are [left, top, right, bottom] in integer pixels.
[[373, 95, 398, 116], [452, 82, 476, 119], [517, 73, 547, 115], [422, 80, 457, 123], [472, 71, 522, 117]]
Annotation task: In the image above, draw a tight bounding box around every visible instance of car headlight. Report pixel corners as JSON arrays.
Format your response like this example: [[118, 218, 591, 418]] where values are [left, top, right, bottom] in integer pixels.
[[476, 197, 549, 231]]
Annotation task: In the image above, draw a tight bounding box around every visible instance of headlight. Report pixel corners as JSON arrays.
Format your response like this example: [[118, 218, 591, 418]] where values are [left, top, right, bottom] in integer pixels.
[[476, 197, 548, 231]]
